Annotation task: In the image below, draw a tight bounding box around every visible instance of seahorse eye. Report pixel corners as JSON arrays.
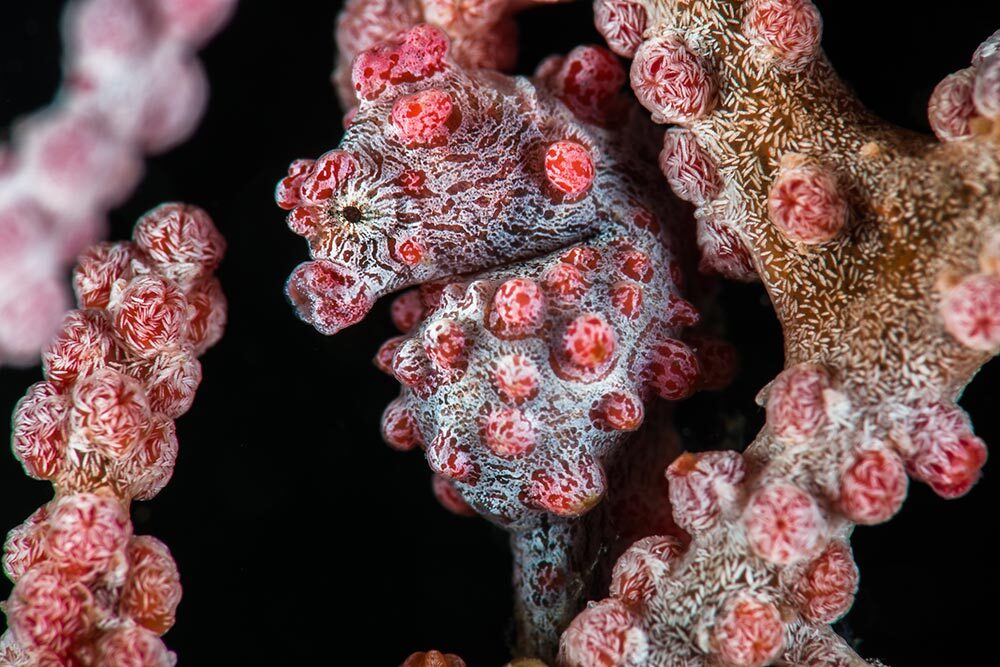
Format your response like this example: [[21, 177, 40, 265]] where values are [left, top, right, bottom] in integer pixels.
[[342, 205, 363, 224]]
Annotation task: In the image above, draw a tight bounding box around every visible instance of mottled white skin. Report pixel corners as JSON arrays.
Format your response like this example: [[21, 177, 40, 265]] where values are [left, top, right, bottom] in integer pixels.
[[579, 1, 1000, 664], [299, 59, 676, 324], [392, 218, 690, 523], [311, 27, 705, 660], [375, 105, 694, 658], [509, 406, 685, 661]]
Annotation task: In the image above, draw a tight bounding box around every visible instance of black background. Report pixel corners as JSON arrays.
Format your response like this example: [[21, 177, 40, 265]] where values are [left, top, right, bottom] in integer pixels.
[[2, 1, 998, 664]]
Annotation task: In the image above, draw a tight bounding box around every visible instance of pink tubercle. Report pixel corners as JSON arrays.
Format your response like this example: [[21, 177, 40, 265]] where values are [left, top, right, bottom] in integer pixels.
[[590, 390, 644, 432], [351, 24, 450, 101], [552, 45, 626, 125], [381, 399, 423, 451], [391, 290, 425, 333], [297, 150, 358, 205], [390, 88, 455, 147], [493, 354, 541, 404], [490, 278, 546, 335], [526, 456, 606, 516], [561, 313, 617, 370], [544, 140, 595, 196], [610, 281, 643, 320], [643, 339, 700, 401], [285, 260, 375, 336], [426, 428, 480, 483], [482, 406, 536, 457], [431, 475, 477, 517], [423, 319, 468, 372]]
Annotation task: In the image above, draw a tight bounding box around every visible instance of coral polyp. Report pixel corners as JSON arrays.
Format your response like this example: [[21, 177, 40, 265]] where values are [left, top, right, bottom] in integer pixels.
[[1, 204, 226, 666], [332, 0, 573, 111], [546, 1, 1000, 664], [0, 0, 235, 368]]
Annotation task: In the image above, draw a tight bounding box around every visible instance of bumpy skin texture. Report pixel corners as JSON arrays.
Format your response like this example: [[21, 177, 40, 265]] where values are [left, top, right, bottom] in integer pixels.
[[281, 29, 701, 517], [379, 216, 697, 531], [0, 0, 235, 368], [509, 405, 687, 658], [282, 25, 690, 339], [554, 2, 1000, 665], [282, 23, 721, 660], [332, 0, 571, 111], [1, 204, 226, 666]]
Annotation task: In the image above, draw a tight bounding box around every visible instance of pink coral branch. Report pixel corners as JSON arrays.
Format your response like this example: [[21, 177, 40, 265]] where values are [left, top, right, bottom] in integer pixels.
[[332, 0, 573, 114], [1, 204, 226, 665], [554, 2, 1000, 664], [0, 0, 236, 367]]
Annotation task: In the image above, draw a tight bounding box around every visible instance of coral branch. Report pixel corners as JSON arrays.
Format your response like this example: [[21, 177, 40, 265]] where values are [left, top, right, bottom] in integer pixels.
[[0, 0, 235, 367], [1, 204, 226, 665], [332, 0, 573, 112], [552, 1, 1000, 664]]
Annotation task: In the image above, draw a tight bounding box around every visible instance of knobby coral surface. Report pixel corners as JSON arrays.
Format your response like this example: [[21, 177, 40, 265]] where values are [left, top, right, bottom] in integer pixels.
[[0, 0, 235, 367], [332, 0, 573, 112], [0, 204, 226, 666], [554, 2, 1000, 665]]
